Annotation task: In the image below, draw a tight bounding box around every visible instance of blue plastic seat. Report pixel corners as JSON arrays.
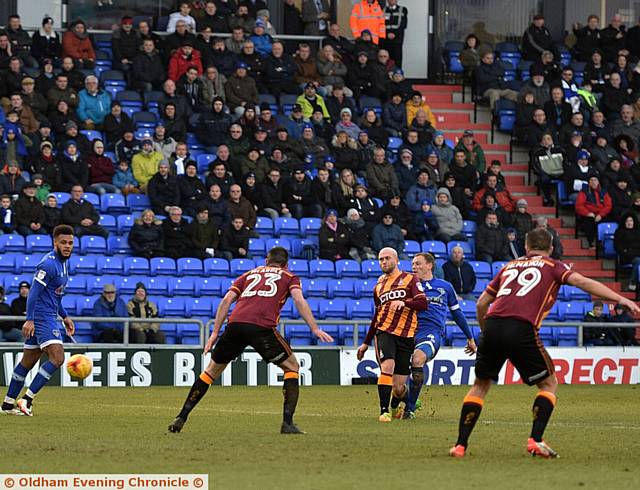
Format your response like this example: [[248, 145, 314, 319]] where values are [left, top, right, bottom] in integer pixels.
[[354, 278, 377, 298], [569, 286, 591, 301], [347, 299, 375, 319], [196, 153, 216, 173], [77, 296, 98, 316], [158, 297, 186, 317], [538, 327, 556, 346], [291, 238, 318, 258], [266, 238, 291, 252], [470, 261, 492, 279], [99, 214, 117, 233], [473, 278, 488, 295], [421, 240, 447, 258], [491, 261, 508, 276], [556, 327, 578, 346], [460, 300, 476, 319], [82, 193, 100, 207], [358, 95, 383, 115], [230, 258, 256, 275], [123, 257, 150, 275], [171, 277, 197, 296], [494, 99, 517, 133], [320, 299, 348, 318], [61, 295, 78, 315], [296, 218, 320, 238], [330, 279, 356, 297], [2, 274, 31, 293], [399, 259, 412, 272], [108, 235, 133, 255], [309, 259, 335, 277], [196, 277, 222, 296], [462, 220, 477, 238], [203, 258, 230, 276], [133, 111, 158, 129], [126, 193, 151, 212], [339, 325, 367, 346], [116, 276, 142, 295], [69, 255, 100, 275], [304, 278, 328, 297], [80, 129, 103, 142], [150, 257, 177, 275], [255, 216, 274, 236], [99, 256, 124, 275], [288, 258, 309, 277], [25, 234, 53, 253], [0, 234, 25, 253], [80, 236, 107, 254], [597, 222, 618, 243], [187, 297, 215, 317], [274, 217, 300, 236], [404, 240, 421, 256], [65, 276, 87, 295], [177, 257, 204, 276], [53, 192, 71, 207], [558, 301, 584, 321], [85, 275, 117, 295], [248, 238, 266, 257], [101, 193, 129, 214], [145, 277, 170, 295], [286, 325, 314, 346], [360, 259, 381, 278], [335, 259, 361, 278], [546, 303, 560, 321], [280, 298, 298, 319], [17, 254, 39, 274]]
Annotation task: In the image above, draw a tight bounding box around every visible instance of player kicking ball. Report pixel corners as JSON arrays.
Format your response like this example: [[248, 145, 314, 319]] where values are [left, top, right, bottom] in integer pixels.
[[400, 253, 476, 420], [356, 247, 428, 422], [168, 247, 333, 434], [449, 229, 640, 458], [1, 225, 75, 417]]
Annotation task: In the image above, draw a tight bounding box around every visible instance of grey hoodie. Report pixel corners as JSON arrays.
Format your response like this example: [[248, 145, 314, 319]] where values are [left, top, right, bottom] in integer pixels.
[[432, 187, 463, 236]]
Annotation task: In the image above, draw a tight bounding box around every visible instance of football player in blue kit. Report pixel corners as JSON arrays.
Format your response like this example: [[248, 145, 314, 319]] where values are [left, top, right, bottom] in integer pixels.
[[1, 225, 75, 416], [401, 253, 477, 419]]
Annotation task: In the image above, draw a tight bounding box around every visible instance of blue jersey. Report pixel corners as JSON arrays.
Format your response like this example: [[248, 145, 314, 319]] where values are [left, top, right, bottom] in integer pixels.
[[27, 250, 69, 323], [416, 277, 461, 339]]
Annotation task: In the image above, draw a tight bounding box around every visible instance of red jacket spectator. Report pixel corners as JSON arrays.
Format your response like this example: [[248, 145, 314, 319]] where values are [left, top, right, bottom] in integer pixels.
[[62, 20, 95, 62], [472, 175, 516, 213], [576, 182, 612, 218], [168, 45, 203, 82], [87, 144, 116, 185]]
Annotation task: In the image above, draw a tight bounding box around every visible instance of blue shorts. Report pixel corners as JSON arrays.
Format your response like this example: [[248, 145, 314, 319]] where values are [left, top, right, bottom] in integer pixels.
[[414, 331, 442, 362], [24, 320, 64, 350]]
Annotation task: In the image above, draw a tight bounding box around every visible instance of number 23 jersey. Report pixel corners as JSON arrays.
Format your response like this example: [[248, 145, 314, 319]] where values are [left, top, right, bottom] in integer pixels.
[[228, 266, 302, 328], [485, 254, 575, 328]]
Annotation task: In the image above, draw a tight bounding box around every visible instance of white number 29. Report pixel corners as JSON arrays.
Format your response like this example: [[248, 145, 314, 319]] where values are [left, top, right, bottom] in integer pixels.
[[496, 267, 542, 297], [241, 272, 281, 298]]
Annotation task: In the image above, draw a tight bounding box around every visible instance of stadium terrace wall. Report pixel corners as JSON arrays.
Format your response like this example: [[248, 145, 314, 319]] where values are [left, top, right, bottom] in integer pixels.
[[1, 347, 639, 386]]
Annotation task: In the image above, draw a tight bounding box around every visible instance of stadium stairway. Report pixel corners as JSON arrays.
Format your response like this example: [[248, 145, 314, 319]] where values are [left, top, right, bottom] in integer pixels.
[[416, 84, 637, 308]]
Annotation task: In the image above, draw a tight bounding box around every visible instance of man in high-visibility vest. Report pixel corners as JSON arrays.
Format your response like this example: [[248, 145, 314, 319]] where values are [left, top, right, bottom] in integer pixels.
[[350, 0, 386, 45]]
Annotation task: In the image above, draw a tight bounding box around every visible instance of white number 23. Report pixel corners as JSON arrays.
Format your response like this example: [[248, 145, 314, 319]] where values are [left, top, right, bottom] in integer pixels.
[[241, 272, 281, 298]]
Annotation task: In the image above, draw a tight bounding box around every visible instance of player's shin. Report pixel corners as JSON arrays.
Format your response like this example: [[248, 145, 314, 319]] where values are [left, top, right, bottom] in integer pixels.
[[282, 371, 299, 424], [456, 395, 484, 448], [22, 361, 58, 407], [2, 363, 30, 409], [177, 371, 215, 420], [377, 372, 393, 415], [530, 391, 556, 442], [406, 366, 425, 412]]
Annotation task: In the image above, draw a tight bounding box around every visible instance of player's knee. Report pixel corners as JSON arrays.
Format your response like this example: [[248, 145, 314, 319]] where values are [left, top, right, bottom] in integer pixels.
[[411, 351, 427, 368], [48, 353, 65, 368], [538, 374, 558, 392]]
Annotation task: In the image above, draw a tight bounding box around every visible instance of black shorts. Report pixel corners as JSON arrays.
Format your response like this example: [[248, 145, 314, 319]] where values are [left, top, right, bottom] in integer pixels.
[[211, 323, 293, 365], [475, 317, 554, 386], [374, 330, 414, 376]]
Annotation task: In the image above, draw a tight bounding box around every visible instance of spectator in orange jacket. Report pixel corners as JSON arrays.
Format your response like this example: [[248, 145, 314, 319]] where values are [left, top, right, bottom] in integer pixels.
[[472, 174, 516, 213], [406, 90, 436, 127], [168, 41, 203, 82], [62, 19, 95, 69], [350, 0, 386, 45], [576, 175, 613, 247]]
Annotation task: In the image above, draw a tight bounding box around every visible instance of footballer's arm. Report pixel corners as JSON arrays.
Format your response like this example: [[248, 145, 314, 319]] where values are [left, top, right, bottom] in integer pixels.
[[205, 290, 238, 353], [291, 288, 333, 343], [567, 273, 640, 314]]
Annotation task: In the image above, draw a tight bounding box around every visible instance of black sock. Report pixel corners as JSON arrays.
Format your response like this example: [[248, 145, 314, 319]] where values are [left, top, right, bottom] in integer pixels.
[[177, 373, 213, 420], [390, 385, 407, 409], [1, 402, 13, 410], [530, 392, 556, 442], [456, 396, 484, 448], [377, 372, 393, 414], [282, 374, 299, 424]]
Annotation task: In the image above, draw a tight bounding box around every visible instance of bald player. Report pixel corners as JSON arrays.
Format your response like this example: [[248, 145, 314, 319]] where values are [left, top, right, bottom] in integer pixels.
[[357, 247, 428, 422]]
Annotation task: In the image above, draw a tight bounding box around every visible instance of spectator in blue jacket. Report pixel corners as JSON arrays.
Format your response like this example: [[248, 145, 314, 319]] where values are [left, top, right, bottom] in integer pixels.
[[77, 75, 111, 129], [404, 169, 437, 213], [249, 19, 273, 57], [112, 159, 140, 195], [442, 245, 477, 300], [92, 283, 129, 343], [382, 91, 406, 137], [372, 212, 408, 259]]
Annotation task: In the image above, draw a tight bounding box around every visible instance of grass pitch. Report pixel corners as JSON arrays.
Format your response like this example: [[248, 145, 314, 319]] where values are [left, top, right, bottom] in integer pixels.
[[1, 385, 639, 489]]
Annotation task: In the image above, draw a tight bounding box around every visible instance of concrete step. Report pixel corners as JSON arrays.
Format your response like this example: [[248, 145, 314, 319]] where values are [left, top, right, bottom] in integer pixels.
[[423, 92, 455, 103], [509, 185, 537, 193], [502, 164, 528, 172], [438, 122, 492, 131], [429, 102, 474, 111], [505, 175, 525, 186], [525, 205, 556, 215], [560, 238, 583, 249], [435, 112, 471, 125], [569, 259, 609, 270], [414, 84, 462, 93], [563, 248, 596, 257], [581, 269, 616, 278]]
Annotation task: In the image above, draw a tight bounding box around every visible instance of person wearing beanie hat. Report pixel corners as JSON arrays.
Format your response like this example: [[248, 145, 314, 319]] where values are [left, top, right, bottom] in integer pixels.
[[297, 72, 331, 120], [382, 89, 407, 137], [186, 203, 220, 260], [405, 169, 437, 213], [131, 137, 164, 192], [31, 15, 62, 64], [196, 94, 233, 149], [511, 198, 534, 251], [372, 211, 409, 259], [239, 145, 270, 183], [225, 57, 260, 116], [177, 160, 207, 217], [406, 90, 437, 127], [472, 173, 516, 214], [92, 283, 129, 343], [127, 283, 164, 344], [318, 207, 351, 260]]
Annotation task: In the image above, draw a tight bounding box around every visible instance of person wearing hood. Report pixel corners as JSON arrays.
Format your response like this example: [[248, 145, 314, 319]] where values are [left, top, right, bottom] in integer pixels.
[[113, 159, 139, 196], [383, 91, 407, 137], [412, 198, 439, 242], [92, 284, 128, 343], [476, 191, 512, 228], [381, 194, 412, 237], [610, 303, 639, 346], [41, 193, 60, 233], [112, 228, 143, 300], [511, 199, 534, 247], [609, 176, 634, 222], [77, 76, 111, 129], [132, 139, 164, 192], [177, 161, 206, 217], [442, 172, 471, 219], [432, 187, 465, 243], [475, 211, 510, 263], [152, 124, 178, 162], [405, 169, 437, 213], [86, 139, 117, 195], [197, 96, 232, 149], [366, 147, 400, 200], [590, 134, 620, 174], [14, 182, 47, 236], [62, 19, 95, 68], [60, 141, 89, 191], [31, 16, 62, 64], [614, 212, 640, 291], [168, 41, 203, 82], [565, 149, 598, 200], [2, 120, 31, 169], [602, 158, 636, 192], [372, 212, 407, 258], [127, 283, 165, 344], [576, 175, 613, 247], [0, 160, 26, 200], [319, 209, 352, 260], [148, 161, 180, 215]]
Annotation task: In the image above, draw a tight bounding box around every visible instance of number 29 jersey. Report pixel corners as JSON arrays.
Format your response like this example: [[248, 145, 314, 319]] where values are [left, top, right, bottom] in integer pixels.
[[228, 266, 302, 329], [485, 254, 575, 328]]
